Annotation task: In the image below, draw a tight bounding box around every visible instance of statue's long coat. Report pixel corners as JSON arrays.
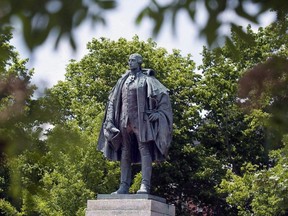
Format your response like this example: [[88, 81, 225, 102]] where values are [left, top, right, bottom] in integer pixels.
[[97, 70, 173, 163]]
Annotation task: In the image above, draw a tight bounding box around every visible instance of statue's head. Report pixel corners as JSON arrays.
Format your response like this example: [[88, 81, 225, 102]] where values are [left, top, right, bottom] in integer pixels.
[[128, 53, 142, 70], [129, 53, 143, 65]]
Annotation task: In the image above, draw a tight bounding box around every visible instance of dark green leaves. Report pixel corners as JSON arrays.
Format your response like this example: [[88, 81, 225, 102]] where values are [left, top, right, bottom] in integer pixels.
[[1, 0, 284, 51], [136, 0, 281, 47], [0, 0, 117, 51]]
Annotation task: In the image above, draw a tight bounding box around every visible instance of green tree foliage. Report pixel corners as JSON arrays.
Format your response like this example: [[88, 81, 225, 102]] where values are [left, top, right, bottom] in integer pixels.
[[137, 0, 287, 46], [14, 123, 118, 215], [1, 0, 286, 51], [0, 0, 116, 51], [0, 26, 36, 215], [0, 28, 118, 215], [218, 143, 288, 215], [216, 15, 288, 215], [0, 28, 35, 157], [196, 42, 267, 175]]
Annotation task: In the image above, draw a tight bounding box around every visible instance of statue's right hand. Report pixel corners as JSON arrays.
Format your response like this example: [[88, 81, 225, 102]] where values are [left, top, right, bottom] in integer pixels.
[[104, 127, 120, 141], [111, 127, 120, 133], [106, 122, 119, 132]]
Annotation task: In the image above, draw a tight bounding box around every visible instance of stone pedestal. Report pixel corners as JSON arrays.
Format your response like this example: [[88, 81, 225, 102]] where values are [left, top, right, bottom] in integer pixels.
[[86, 194, 175, 216]]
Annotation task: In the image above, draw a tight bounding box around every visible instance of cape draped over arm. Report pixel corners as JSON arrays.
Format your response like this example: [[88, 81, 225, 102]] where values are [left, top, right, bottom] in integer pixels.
[[146, 76, 173, 157]]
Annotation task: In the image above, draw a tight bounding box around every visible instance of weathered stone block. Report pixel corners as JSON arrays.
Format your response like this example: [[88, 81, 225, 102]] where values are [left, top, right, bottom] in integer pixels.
[[86, 194, 175, 216]]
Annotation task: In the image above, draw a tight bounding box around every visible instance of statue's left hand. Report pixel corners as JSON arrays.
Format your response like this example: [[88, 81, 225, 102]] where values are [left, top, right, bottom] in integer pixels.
[[148, 112, 160, 121]]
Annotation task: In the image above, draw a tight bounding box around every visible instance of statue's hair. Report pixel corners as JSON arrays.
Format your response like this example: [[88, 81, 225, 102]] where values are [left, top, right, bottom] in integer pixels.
[[130, 53, 143, 64]]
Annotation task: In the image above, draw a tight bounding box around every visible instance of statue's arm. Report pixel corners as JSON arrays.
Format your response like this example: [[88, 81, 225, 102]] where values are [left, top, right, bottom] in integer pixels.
[[103, 85, 120, 140], [148, 92, 172, 122]]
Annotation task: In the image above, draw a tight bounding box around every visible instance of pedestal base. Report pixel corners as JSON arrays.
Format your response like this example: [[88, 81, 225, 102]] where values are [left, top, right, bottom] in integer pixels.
[[86, 194, 175, 216]]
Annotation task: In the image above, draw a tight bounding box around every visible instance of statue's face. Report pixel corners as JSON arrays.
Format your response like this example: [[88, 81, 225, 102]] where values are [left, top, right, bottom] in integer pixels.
[[128, 55, 140, 70]]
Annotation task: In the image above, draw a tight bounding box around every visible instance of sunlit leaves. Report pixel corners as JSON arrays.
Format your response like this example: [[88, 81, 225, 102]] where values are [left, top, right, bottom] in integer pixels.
[[218, 147, 288, 215]]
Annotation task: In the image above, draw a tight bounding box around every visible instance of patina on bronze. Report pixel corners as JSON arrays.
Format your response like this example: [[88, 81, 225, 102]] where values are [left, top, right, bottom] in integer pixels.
[[97, 53, 173, 194]]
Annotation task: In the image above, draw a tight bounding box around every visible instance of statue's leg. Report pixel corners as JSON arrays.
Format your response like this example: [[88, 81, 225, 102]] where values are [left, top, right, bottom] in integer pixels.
[[137, 142, 152, 194], [111, 129, 131, 194]]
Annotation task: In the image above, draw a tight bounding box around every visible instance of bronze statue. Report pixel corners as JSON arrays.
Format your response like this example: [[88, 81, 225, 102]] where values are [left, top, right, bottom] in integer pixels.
[[97, 53, 173, 194]]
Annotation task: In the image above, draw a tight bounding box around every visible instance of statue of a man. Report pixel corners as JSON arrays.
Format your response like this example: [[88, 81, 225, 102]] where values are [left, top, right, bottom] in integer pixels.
[[97, 53, 173, 194]]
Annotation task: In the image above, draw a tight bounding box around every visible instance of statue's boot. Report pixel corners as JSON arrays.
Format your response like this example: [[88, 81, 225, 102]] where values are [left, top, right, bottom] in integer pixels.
[[111, 159, 131, 194], [111, 182, 129, 194], [137, 154, 152, 194]]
